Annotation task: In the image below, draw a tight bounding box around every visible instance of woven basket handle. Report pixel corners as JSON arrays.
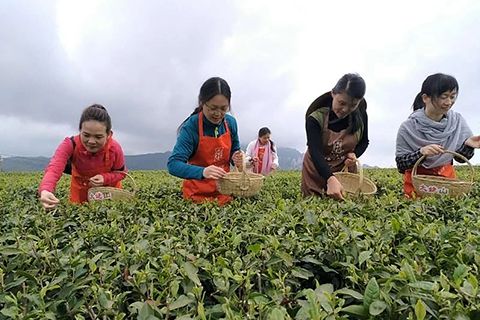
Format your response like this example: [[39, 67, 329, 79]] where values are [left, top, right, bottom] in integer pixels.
[[239, 171, 251, 190], [231, 150, 247, 172], [238, 151, 251, 190], [232, 150, 246, 172], [341, 158, 364, 189], [229, 151, 251, 190], [113, 171, 137, 195], [412, 150, 474, 183]]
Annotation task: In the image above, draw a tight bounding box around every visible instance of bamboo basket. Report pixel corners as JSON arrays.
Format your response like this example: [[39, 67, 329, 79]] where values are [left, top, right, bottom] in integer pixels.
[[88, 172, 136, 202], [334, 159, 377, 195], [412, 150, 474, 197], [217, 152, 264, 197]]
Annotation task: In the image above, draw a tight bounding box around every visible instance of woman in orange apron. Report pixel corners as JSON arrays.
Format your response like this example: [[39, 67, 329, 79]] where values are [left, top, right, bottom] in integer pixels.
[[39, 104, 127, 208], [301, 73, 369, 200], [245, 127, 279, 175], [395, 73, 480, 198], [167, 77, 243, 205]]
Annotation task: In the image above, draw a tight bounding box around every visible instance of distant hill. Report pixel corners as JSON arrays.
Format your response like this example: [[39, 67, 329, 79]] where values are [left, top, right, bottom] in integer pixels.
[[363, 164, 380, 169], [1, 148, 303, 172], [276, 147, 303, 170], [0, 148, 384, 172], [2, 156, 51, 172], [124, 152, 172, 170]]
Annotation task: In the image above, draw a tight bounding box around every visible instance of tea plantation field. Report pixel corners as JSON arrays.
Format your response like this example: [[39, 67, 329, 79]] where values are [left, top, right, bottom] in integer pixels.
[[1, 168, 480, 319]]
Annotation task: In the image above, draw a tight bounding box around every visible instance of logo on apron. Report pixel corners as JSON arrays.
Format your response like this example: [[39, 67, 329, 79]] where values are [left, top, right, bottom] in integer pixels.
[[330, 139, 345, 161], [214, 147, 224, 163]]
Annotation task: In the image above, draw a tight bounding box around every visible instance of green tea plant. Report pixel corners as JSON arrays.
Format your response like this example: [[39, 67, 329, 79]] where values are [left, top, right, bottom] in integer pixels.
[[1, 167, 480, 319]]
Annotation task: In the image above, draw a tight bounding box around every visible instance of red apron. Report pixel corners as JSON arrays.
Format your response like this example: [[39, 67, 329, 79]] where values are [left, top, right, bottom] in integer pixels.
[[254, 148, 266, 174], [404, 163, 455, 198], [183, 112, 232, 205], [70, 135, 122, 203]]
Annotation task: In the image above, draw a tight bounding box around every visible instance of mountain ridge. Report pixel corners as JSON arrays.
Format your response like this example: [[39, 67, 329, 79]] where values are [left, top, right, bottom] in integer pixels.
[[0, 147, 304, 172]]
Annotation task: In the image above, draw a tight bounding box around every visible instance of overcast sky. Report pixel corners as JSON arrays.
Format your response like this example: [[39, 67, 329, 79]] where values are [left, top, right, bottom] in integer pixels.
[[1, 0, 480, 167]]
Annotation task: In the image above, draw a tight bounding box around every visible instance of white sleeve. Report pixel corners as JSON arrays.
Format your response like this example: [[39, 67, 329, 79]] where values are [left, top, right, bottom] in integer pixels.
[[245, 140, 255, 163], [272, 146, 279, 166]]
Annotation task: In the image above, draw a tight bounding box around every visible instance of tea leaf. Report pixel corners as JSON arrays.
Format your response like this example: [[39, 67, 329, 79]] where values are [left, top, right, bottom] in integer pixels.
[[291, 267, 313, 279], [170, 295, 195, 310], [184, 262, 201, 286], [391, 218, 400, 233], [454, 265, 469, 285], [358, 250, 372, 266], [415, 300, 426, 320], [336, 288, 364, 300], [342, 305, 367, 317], [268, 308, 285, 320], [369, 300, 386, 316], [363, 278, 380, 310], [248, 243, 261, 254], [409, 281, 435, 291]]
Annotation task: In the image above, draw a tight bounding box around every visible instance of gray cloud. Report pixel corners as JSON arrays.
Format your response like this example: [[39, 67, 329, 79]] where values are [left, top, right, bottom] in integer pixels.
[[1, 0, 480, 168]]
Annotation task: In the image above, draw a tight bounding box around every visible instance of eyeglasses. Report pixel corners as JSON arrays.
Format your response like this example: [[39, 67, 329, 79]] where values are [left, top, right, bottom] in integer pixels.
[[204, 103, 230, 114]]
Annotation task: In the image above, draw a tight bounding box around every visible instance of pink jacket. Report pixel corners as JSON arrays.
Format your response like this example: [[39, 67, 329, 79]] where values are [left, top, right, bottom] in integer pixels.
[[39, 135, 126, 194]]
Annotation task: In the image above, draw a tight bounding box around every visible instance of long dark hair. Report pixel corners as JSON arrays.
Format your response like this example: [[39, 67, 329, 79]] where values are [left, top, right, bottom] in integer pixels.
[[412, 73, 459, 111], [79, 104, 112, 133], [306, 73, 366, 134], [258, 127, 275, 152], [177, 77, 232, 134]]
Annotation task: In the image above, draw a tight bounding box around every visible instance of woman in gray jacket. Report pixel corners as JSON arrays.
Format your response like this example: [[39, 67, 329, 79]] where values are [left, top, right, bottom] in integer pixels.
[[395, 73, 480, 198]]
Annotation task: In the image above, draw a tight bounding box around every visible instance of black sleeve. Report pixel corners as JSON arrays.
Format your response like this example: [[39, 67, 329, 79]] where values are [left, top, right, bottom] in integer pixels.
[[354, 108, 369, 158], [455, 141, 475, 163], [306, 116, 334, 180], [395, 149, 423, 173]]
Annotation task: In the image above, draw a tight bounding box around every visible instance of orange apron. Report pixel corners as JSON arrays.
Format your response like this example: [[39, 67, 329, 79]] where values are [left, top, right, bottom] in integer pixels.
[[404, 163, 455, 198], [183, 112, 232, 205], [255, 148, 266, 174], [70, 135, 122, 203]]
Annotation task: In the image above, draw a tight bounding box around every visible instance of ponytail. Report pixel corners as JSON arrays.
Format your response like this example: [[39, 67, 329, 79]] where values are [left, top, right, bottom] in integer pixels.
[[177, 106, 202, 135], [412, 73, 459, 111], [412, 92, 425, 111]]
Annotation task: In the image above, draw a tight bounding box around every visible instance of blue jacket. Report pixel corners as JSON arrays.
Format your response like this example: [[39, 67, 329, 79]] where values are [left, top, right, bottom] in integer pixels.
[[167, 113, 240, 179]]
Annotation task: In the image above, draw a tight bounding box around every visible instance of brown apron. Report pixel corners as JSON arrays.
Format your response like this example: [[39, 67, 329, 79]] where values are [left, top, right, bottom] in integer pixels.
[[301, 112, 359, 197]]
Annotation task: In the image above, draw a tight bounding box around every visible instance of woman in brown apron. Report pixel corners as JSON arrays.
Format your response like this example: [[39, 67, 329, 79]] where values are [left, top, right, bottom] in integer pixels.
[[302, 73, 369, 200]]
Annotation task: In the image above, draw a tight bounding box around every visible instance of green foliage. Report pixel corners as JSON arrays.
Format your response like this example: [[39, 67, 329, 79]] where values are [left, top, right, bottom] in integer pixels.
[[1, 168, 480, 319]]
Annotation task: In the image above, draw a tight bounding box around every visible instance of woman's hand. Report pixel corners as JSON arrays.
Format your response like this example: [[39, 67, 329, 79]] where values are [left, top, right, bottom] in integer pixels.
[[203, 165, 227, 179], [232, 151, 243, 171], [420, 144, 444, 156], [465, 135, 480, 148], [40, 190, 60, 209], [247, 156, 258, 169], [89, 174, 105, 187], [326, 176, 345, 200], [344, 152, 357, 167]]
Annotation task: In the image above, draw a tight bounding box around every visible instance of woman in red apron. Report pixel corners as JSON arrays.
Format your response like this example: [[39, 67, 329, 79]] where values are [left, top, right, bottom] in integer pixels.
[[301, 73, 369, 200], [168, 77, 243, 205], [395, 73, 480, 198], [245, 127, 279, 175], [39, 104, 127, 208]]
